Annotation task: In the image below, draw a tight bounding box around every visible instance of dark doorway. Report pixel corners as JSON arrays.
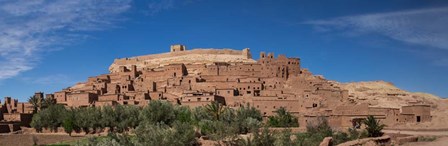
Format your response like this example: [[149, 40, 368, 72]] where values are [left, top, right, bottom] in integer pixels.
[[417, 116, 421, 122]]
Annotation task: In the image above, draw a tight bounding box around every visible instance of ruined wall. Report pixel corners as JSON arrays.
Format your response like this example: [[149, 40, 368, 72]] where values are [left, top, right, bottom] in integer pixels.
[[109, 46, 256, 73]]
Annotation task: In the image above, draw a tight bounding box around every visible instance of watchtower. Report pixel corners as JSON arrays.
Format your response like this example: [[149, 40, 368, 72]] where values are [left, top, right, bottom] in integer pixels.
[[170, 44, 186, 52]]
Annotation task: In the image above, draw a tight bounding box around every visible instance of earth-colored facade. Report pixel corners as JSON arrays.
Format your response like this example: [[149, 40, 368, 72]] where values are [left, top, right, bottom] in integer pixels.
[[0, 45, 432, 133]]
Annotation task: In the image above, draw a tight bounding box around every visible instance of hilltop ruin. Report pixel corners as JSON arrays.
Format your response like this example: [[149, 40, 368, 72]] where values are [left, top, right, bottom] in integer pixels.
[[1, 45, 438, 133]]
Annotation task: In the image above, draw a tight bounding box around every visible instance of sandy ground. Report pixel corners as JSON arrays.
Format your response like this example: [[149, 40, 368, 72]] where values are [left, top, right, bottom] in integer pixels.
[[384, 130, 448, 136], [0, 134, 85, 146], [403, 136, 448, 146]]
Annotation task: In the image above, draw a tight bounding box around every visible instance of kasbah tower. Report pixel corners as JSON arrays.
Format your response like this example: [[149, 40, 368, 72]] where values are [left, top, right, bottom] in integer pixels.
[[0, 44, 433, 132]]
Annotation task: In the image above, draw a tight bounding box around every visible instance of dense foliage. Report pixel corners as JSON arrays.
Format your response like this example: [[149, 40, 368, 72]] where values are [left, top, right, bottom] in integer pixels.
[[31, 101, 266, 145], [30, 101, 379, 146], [267, 107, 299, 127]]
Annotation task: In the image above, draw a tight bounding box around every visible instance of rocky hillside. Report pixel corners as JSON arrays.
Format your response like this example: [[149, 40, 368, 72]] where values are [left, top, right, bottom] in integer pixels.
[[337, 81, 448, 129]]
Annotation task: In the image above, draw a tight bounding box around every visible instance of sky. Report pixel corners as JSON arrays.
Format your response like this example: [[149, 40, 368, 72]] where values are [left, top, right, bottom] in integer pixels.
[[0, 0, 447, 102]]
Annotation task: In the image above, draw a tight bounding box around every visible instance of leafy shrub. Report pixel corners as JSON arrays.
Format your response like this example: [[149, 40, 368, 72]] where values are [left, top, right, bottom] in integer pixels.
[[268, 107, 299, 127]]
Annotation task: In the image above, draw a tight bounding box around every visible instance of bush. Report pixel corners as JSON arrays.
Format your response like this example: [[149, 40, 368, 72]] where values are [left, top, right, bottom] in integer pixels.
[[235, 104, 263, 134], [293, 117, 333, 146], [306, 117, 332, 137], [134, 122, 197, 146], [274, 129, 296, 146], [252, 127, 276, 146], [267, 107, 299, 127]]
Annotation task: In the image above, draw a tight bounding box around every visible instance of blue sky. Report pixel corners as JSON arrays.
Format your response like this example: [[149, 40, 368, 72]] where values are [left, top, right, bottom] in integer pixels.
[[1, 0, 447, 102]]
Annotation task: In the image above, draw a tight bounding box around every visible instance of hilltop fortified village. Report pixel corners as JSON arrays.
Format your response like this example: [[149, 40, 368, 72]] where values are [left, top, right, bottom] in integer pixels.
[[0, 45, 432, 133]]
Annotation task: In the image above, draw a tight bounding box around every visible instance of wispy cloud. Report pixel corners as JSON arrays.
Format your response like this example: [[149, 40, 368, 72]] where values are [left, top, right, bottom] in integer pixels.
[[146, 0, 175, 15], [0, 0, 132, 80], [21, 74, 76, 85], [305, 7, 448, 50], [144, 0, 200, 15]]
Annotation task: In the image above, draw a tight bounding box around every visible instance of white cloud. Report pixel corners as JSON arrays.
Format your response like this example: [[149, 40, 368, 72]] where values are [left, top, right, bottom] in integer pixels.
[[0, 0, 132, 80], [20, 74, 76, 85], [146, 0, 175, 15], [305, 7, 448, 50]]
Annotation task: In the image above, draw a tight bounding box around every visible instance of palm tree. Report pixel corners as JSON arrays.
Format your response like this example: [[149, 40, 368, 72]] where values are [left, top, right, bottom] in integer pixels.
[[363, 115, 386, 137], [28, 96, 41, 113], [43, 96, 56, 107], [205, 102, 225, 121]]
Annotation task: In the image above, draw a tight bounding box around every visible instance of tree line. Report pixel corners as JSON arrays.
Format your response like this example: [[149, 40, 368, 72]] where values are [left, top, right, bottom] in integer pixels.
[[30, 99, 385, 146]]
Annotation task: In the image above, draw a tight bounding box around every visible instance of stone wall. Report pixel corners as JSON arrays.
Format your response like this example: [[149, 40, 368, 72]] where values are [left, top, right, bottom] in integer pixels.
[[109, 47, 256, 73], [337, 135, 391, 146]]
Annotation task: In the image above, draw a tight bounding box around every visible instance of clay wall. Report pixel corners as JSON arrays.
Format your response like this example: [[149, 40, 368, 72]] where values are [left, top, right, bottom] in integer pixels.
[[180, 95, 224, 108], [333, 103, 369, 116], [67, 93, 98, 107], [16, 103, 33, 114], [252, 97, 300, 116], [401, 105, 431, 122], [99, 94, 120, 101]]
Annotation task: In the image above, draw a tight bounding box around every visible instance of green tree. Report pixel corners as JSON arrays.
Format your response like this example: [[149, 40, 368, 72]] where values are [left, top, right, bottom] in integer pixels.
[[139, 100, 175, 125], [268, 107, 299, 127], [192, 106, 214, 124], [205, 101, 225, 121], [116, 105, 140, 132], [30, 112, 43, 132], [46, 105, 67, 132], [75, 107, 94, 134], [100, 105, 118, 131], [30, 104, 66, 132], [363, 115, 385, 137], [174, 105, 193, 123], [62, 109, 76, 136]]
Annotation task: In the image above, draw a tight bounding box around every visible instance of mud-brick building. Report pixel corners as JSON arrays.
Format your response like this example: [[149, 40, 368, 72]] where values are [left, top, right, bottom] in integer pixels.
[[0, 94, 36, 133], [1, 45, 433, 133]]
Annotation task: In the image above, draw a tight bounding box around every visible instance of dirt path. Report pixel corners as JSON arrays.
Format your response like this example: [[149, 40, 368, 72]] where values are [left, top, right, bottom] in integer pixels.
[[402, 136, 448, 146], [383, 130, 448, 136], [0, 134, 85, 146]]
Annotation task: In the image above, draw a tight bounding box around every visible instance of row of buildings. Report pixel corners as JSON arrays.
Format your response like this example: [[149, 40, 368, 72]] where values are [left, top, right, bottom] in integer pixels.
[[0, 45, 431, 133]]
